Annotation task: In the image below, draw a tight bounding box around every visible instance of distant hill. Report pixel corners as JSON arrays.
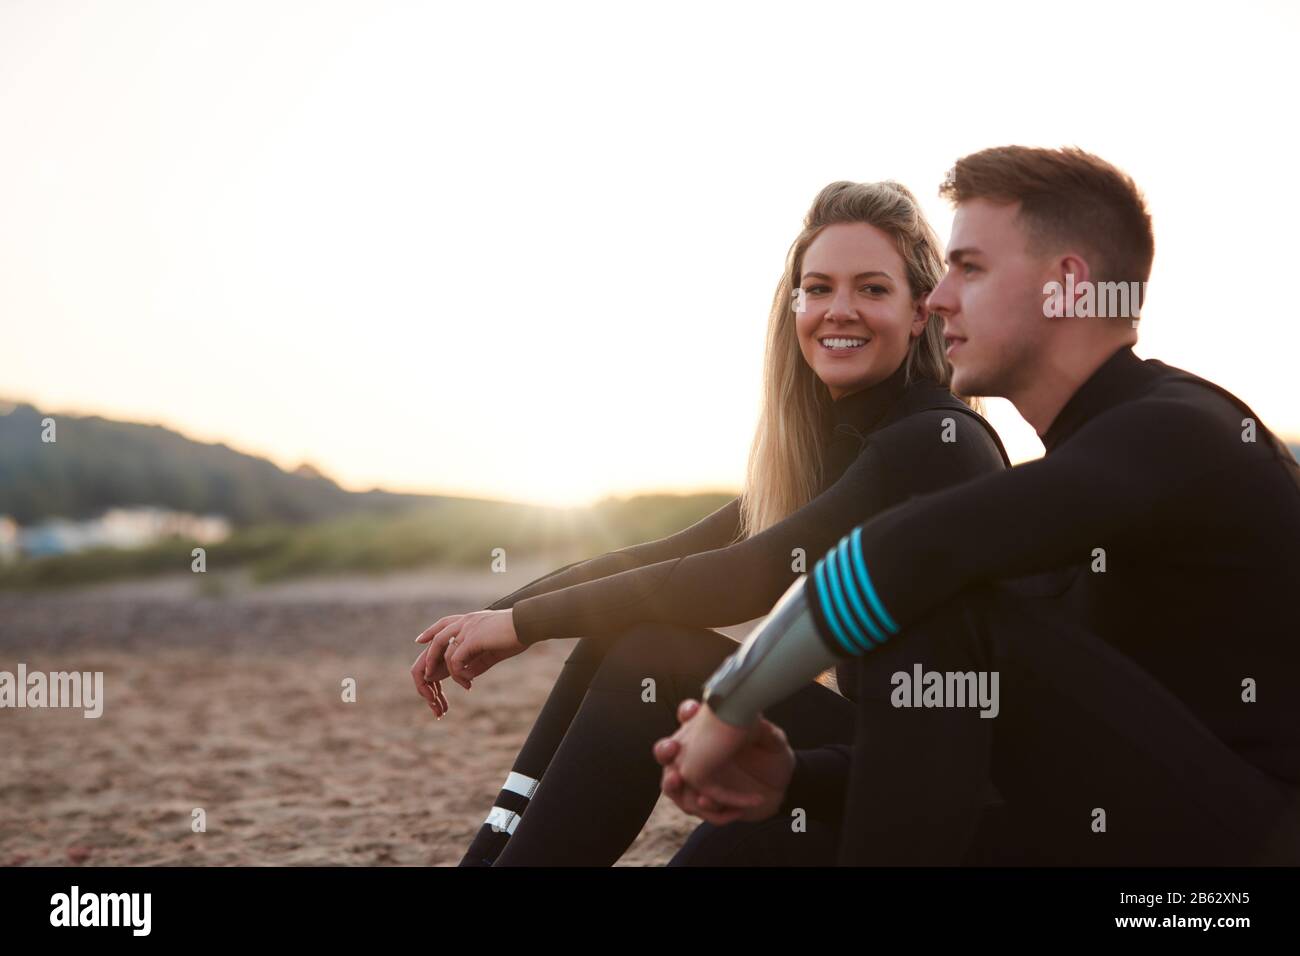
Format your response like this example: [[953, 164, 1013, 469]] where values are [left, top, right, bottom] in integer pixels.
[[0, 401, 459, 526]]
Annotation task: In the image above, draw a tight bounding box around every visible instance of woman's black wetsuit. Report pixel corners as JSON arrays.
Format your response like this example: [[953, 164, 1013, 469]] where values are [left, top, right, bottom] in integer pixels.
[[457, 361, 1009, 865]]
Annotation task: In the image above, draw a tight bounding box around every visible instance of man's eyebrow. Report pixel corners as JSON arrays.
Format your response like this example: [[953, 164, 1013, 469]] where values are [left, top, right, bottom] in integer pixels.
[[946, 247, 981, 265], [801, 271, 894, 282]]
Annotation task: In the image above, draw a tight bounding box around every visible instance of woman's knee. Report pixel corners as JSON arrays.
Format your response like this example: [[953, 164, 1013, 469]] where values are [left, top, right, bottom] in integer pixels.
[[591, 623, 733, 698]]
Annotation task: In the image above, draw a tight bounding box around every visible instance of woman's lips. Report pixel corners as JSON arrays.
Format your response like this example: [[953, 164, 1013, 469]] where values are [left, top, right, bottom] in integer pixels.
[[819, 338, 869, 357]]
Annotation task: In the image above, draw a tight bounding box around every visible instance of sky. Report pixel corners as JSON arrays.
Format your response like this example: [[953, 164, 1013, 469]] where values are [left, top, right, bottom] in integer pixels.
[[2, 0, 1297, 507]]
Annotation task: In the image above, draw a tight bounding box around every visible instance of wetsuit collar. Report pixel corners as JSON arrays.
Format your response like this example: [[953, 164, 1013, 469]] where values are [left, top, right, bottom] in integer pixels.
[[1041, 345, 1157, 454], [826, 359, 910, 436]]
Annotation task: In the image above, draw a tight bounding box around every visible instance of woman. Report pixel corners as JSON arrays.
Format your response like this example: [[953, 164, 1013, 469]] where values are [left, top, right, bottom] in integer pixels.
[[410, 180, 1010, 865]]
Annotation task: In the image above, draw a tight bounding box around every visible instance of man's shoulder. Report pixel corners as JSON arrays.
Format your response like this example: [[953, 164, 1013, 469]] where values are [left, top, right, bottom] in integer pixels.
[[1081, 359, 1288, 468], [1123, 361, 1284, 454], [1140, 358, 1255, 423]]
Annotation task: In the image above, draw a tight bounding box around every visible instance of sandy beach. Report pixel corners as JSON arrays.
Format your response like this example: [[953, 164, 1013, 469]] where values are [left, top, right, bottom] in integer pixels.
[[0, 564, 760, 866]]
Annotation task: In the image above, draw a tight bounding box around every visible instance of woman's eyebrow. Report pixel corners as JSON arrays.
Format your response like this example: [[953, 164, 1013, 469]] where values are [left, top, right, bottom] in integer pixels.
[[802, 270, 894, 282]]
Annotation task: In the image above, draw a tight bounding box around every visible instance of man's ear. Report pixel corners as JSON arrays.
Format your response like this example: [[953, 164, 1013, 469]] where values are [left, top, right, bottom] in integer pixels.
[[1058, 252, 1093, 308]]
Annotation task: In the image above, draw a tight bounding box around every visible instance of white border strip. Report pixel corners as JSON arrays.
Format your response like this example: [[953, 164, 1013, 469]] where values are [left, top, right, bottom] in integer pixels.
[[484, 806, 521, 835], [503, 771, 540, 799]]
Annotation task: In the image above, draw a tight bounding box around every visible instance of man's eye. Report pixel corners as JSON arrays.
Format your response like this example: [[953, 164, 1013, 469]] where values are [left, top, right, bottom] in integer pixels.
[[962, 264, 979, 276]]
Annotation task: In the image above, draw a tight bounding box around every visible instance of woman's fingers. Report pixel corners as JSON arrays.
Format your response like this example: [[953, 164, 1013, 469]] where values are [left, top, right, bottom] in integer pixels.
[[410, 650, 444, 716], [422, 634, 444, 683], [427, 627, 472, 690], [410, 649, 434, 702], [414, 616, 453, 644], [413, 616, 471, 689], [446, 637, 480, 688]]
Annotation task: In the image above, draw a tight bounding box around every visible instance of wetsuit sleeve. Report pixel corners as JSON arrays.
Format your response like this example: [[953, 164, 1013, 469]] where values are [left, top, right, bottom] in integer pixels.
[[805, 397, 1239, 656], [510, 412, 1004, 645], [481, 497, 741, 612]]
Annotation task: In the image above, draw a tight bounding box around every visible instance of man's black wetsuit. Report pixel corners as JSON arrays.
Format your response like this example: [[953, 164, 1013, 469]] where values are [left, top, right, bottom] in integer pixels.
[[457, 362, 1010, 865], [760, 345, 1300, 865]]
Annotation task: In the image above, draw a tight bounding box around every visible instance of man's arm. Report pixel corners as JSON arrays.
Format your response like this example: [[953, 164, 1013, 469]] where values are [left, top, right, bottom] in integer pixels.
[[699, 398, 1231, 722], [803, 397, 1225, 655]]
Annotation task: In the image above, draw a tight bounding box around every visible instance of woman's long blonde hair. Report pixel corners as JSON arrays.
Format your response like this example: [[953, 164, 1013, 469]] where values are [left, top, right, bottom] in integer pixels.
[[736, 180, 961, 540]]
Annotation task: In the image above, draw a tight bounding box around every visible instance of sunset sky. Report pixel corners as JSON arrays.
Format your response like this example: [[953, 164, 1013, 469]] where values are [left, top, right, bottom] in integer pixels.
[[3, 0, 1297, 507]]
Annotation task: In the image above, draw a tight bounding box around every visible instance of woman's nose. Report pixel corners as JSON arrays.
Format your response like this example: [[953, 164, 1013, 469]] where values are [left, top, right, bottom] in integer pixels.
[[827, 288, 857, 318]]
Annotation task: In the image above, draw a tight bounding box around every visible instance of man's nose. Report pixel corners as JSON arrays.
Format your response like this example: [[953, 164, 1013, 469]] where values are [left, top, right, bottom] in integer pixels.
[[926, 274, 955, 316]]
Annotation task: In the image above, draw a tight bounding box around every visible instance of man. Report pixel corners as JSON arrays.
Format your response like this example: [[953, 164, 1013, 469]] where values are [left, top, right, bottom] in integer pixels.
[[653, 146, 1300, 865]]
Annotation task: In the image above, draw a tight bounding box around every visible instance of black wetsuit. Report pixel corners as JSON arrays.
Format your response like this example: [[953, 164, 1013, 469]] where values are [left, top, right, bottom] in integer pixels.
[[457, 361, 1009, 865], [730, 345, 1300, 866]]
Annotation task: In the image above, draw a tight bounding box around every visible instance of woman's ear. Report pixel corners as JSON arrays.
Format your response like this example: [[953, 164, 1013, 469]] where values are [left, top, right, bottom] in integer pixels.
[[910, 297, 929, 338]]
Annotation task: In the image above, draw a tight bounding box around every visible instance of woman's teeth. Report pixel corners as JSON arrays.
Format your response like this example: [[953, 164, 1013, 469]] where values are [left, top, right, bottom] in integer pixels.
[[820, 337, 868, 351]]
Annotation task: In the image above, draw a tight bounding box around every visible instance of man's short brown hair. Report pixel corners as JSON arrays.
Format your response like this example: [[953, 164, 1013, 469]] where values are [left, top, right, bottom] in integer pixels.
[[939, 146, 1154, 285]]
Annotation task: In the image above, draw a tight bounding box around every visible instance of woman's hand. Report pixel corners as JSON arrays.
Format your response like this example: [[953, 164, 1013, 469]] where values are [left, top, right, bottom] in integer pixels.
[[412, 609, 526, 712]]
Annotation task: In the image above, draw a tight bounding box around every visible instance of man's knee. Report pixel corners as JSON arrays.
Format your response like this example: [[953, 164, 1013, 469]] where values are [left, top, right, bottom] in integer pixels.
[[670, 817, 840, 866], [850, 591, 993, 705]]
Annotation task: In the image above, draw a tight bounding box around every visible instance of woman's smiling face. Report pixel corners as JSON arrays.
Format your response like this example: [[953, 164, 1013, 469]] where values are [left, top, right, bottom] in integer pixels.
[[795, 221, 927, 400]]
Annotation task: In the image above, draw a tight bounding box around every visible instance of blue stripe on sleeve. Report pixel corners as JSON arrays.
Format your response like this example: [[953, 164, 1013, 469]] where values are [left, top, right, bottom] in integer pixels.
[[833, 537, 887, 648], [812, 558, 862, 655], [822, 549, 877, 652], [849, 526, 899, 634]]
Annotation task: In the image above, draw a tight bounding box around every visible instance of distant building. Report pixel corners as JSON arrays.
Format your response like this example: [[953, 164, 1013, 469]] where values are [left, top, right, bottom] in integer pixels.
[[14, 507, 231, 558], [0, 515, 18, 564]]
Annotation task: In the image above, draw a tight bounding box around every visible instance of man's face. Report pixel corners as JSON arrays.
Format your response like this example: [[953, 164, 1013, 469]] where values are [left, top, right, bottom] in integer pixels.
[[926, 199, 1051, 398]]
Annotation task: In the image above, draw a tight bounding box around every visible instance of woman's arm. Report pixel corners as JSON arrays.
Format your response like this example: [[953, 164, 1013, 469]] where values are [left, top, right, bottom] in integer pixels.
[[479, 497, 742, 612], [507, 411, 1007, 644]]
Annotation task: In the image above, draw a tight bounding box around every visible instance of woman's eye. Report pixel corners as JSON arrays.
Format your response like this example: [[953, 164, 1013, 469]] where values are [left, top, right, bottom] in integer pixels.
[[861, 284, 887, 295], [962, 264, 979, 276], [805, 285, 829, 295]]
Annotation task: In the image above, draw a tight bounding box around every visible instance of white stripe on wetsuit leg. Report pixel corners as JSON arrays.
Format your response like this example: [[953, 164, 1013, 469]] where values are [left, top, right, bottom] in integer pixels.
[[484, 806, 521, 835], [503, 771, 540, 799]]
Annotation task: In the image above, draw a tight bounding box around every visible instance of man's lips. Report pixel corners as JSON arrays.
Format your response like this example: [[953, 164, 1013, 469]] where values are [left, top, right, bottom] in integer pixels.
[[944, 335, 967, 357]]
